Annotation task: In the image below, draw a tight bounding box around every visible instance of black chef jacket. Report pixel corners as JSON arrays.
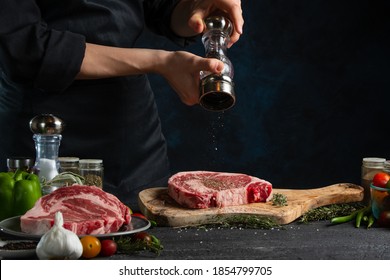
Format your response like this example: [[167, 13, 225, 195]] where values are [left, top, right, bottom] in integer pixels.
[[0, 0, 190, 207]]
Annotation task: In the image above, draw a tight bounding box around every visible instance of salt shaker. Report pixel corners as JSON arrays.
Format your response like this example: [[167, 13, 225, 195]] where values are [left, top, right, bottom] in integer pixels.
[[29, 114, 64, 188], [199, 16, 235, 111]]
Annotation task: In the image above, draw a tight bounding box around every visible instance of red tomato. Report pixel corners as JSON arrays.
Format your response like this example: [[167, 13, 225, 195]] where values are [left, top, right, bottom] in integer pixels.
[[99, 239, 117, 257], [378, 211, 390, 227], [131, 231, 152, 244], [372, 172, 390, 188]]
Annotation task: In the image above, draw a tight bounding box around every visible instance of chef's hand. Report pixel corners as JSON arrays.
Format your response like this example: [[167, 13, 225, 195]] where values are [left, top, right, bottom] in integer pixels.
[[157, 51, 224, 105], [77, 45, 221, 106], [171, 0, 244, 47]]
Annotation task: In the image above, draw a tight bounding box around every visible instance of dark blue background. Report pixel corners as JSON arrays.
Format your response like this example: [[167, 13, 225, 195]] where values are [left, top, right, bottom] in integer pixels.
[[138, 0, 390, 189]]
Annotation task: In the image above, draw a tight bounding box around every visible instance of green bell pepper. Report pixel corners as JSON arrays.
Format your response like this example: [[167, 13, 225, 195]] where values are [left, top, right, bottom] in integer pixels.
[[0, 170, 42, 220], [0, 172, 15, 221]]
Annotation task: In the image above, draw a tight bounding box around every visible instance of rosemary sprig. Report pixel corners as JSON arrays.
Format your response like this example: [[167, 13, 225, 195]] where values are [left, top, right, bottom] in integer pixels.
[[115, 235, 163, 256], [272, 193, 288, 207], [204, 215, 282, 230], [299, 202, 365, 224]]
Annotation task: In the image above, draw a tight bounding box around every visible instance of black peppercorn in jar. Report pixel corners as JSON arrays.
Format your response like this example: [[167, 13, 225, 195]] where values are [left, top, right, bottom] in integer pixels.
[[79, 159, 104, 188]]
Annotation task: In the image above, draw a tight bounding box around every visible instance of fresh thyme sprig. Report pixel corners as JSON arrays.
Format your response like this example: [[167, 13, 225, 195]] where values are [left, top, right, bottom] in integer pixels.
[[271, 193, 288, 207]]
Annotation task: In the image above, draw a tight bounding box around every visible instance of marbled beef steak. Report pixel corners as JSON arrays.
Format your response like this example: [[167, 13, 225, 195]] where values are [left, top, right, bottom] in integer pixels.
[[20, 185, 131, 235], [168, 171, 273, 209]]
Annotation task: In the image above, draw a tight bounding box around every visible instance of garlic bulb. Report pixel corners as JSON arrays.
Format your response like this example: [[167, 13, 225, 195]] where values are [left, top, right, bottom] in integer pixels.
[[36, 211, 83, 260]]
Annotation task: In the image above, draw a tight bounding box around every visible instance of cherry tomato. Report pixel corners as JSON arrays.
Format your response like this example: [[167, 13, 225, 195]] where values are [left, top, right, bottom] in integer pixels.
[[131, 231, 152, 244], [378, 211, 390, 227], [99, 239, 117, 257], [80, 235, 101, 259], [372, 172, 390, 188]]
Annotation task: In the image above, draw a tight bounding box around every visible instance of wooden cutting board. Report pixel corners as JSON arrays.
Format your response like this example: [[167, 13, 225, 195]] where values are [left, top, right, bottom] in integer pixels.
[[138, 183, 364, 227]]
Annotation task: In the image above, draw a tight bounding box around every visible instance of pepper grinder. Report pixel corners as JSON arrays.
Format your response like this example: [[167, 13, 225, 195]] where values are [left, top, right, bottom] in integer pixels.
[[199, 16, 235, 111], [29, 114, 65, 185]]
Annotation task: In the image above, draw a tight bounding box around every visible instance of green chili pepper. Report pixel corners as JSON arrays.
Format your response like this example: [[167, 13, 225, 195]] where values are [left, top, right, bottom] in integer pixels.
[[355, 206, 371, 228], [330, 211, 359, 224], [0, 170, 42, 220], [330, 205, 370, 226], [367, 213, 375, 229], [150, 234, 161, 246]]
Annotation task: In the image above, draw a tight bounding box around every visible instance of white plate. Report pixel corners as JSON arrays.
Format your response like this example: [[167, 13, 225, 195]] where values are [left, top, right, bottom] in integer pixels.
[[0, 216, 150, 240]]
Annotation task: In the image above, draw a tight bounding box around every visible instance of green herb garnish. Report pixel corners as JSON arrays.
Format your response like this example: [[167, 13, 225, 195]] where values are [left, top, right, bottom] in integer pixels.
[[115, 235, 163, 256], [272, 193, 288, 207], [299, 202, 365, 223], [200, 215, 282, 230]]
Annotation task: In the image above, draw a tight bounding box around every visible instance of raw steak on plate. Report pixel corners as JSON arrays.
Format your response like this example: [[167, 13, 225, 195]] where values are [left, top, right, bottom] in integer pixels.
[[21, 185, 131, 235]]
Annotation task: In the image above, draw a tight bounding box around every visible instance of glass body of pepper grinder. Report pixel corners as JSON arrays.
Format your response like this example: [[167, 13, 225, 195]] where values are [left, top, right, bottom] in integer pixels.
[[199, 16, 235, 111], [29, 114, 65, 192]]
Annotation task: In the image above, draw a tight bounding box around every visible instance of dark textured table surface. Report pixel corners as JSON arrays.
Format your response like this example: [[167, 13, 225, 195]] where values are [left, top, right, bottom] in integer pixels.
[[110, 220, 390, 260], [2, 220, 389, 260]]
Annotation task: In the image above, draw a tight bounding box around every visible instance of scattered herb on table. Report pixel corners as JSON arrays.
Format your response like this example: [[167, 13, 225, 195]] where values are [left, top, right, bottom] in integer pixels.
[[272, 193, 288, 207], [299, 202, 365, 224], [116, 232, 163, 256], [200, 215, 283, 230]]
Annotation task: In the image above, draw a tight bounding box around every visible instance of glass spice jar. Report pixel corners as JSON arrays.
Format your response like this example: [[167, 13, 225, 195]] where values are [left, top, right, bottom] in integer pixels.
[[361, 157, 386, 204], [7, 157, 34, 173], [79, 159, 104, 188], [59, 157, 80, 174], [383, 160, 390, 175]]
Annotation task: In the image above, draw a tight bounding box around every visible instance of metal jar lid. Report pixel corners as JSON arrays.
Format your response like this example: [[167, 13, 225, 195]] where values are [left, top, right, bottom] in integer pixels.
[[58, 157, 80, 163], [7, 157, 34, 169], [79, 159, 103, 168]]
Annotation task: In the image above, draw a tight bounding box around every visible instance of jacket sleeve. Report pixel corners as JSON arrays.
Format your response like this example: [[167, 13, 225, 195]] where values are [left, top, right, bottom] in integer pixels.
[[143, 0, 197, 46], [0, 0, 86, 92]]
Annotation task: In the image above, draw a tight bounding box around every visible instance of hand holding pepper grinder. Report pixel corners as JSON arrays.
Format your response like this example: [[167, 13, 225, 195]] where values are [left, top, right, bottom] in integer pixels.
[[29, 114, 65, 191], [199, 16, 235, 111]]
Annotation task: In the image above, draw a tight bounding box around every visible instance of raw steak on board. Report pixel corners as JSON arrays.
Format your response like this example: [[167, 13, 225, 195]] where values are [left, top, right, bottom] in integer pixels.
[[168, 171, 273, 209], [21, 185, 131, 235]]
